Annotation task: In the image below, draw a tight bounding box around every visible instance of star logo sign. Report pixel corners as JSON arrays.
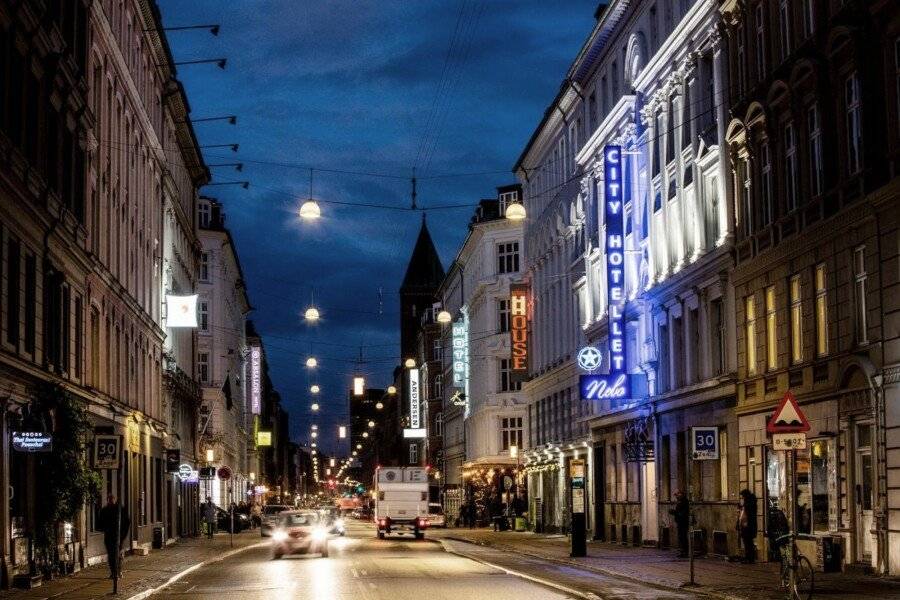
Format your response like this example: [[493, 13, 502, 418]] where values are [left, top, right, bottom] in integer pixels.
[[577, 346, 602, 372]]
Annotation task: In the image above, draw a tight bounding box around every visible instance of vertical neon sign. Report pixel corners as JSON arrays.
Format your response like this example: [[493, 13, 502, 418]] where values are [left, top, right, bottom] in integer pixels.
[[250, 345, 262, 414], [605, 145, 626, 380], [509, 284, 528, 382]]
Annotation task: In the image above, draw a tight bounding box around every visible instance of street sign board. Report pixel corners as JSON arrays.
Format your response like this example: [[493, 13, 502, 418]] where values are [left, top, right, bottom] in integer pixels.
[[767, 391, 810, 433], [12, 431, 53, 452], [93, 434, 122, 469], [691, 427, 719, 460], [217, 466, 233, 481], [177, 464, 193, 481], [572, 488, 585, 514], [199, 466, 216, 479], [773, 432, 807, 451]]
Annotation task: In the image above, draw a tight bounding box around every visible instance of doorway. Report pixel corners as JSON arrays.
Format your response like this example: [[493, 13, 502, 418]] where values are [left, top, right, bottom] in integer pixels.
[[854, 423, 874, 563]]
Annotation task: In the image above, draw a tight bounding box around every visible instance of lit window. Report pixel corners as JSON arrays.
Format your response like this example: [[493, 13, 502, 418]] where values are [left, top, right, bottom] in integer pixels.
[[815, 264, 828, 356], [854, 246, 867, 344], [197, 352, 209, 384], [807, 104, 823, 197], [198, 300, 209, 332], [784, 122, 798, 212], [497, 242, 520, 274], [746, 295, 757, 375], [845, 72, 862, 175], [500, 417, 523, 451], [766, 286, 777, 371], [790, 275, 802, 364]]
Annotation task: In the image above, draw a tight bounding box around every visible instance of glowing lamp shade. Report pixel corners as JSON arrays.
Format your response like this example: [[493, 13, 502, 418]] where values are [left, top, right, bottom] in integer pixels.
[[206, 449, 214, 462], [505, 202, 526, 221], [353, 376, 365, 396], [387, 385, 397, 395], [165, 295, 199, 328], [404, 358, 416, 368], [311, 424, 318, 430], [356, 444, 362, 449], [304, 307, 320, 322], [310, 431, 318, 439], [362, 432, 369, 438], [436, 310, 452, 324], [367, 420, 375, 428], [375, 401, 384, 410], [310, 402, 320, 411], [310, 384, 320, 394], [299, 199, 321, 220], [305, 357, 318, 368], [330, 458, 336, 467], [352, 451, 357, 456]]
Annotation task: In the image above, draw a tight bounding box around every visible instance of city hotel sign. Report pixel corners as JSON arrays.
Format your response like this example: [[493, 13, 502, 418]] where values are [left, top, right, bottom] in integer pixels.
[[580, 145, 645, 402], [509, 284, 528, 382], [250, 344, 262, 415]]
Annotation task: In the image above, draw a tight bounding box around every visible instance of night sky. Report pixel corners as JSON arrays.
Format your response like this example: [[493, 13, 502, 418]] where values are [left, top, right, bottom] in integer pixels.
[[159, 0, 597, 453]]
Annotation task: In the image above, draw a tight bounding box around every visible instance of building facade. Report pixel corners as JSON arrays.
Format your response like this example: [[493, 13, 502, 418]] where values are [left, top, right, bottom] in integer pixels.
[[720, 0, 900, 573]]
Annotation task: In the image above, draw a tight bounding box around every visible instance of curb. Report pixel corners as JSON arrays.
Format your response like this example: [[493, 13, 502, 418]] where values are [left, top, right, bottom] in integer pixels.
[[437, 539, 600, 600], [440, 535, 738, 600], [125, 541, 267, 600]]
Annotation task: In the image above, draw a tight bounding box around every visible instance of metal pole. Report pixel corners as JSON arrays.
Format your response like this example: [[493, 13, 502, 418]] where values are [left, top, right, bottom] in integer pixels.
[[114, 461, 122, 594], [229, 480, 234, 548], [790, 449, 797, 591]]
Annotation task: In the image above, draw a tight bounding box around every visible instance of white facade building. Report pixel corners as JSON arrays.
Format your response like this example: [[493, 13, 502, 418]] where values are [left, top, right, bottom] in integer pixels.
[[196, 198, 252, 507]]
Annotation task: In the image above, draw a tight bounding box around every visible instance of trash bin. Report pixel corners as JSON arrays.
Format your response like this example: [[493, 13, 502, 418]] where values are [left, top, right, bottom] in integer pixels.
[[152, 526, 165, 549], [514, 517, 527, 531]]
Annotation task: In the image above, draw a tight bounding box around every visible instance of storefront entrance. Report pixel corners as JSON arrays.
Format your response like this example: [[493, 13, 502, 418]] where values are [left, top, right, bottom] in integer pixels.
[[854, 423, 874, 563]]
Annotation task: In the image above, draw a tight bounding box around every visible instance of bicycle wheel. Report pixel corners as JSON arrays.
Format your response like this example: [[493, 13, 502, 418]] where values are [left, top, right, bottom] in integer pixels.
[[794, 555, 814, 600]]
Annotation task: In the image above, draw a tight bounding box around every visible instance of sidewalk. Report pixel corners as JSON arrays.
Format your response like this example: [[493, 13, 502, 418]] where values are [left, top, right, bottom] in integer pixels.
[[3, 530, 264, 600], [431, 527, 900, 600]]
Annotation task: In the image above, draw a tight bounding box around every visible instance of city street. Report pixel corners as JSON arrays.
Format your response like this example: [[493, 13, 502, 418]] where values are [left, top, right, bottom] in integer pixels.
[[147, 521, 581, 600]]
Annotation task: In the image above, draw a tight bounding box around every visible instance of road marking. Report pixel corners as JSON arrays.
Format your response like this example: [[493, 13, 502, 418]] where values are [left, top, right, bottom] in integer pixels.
[[351, 568, 359, 578], [360, 569, 368, 576]]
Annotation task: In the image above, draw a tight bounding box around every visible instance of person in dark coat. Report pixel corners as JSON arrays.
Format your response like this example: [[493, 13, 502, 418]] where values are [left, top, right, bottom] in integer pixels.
[[738, 489, 758, 563], [98, 495, 130, 580], [669, 490, 690, 558]]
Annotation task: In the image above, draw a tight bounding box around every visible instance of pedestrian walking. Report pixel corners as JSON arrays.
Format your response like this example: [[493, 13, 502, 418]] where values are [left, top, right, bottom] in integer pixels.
[[202, 496, 217, 539], [669, 490, 690, 558], [98, 495, 130, 580], [738, 489, 758, 563]]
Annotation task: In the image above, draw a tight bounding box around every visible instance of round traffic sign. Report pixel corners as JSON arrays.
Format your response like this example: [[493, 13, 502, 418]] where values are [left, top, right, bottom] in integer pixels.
[[217, 466, 233, 480]]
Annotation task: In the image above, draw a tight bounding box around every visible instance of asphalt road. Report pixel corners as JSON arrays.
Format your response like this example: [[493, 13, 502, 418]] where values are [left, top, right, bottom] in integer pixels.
[[148, 520, 577, 599]]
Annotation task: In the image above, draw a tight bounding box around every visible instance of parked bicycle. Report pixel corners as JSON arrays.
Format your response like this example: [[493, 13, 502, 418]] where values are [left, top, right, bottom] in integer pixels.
[[775, 533, 814, 600]]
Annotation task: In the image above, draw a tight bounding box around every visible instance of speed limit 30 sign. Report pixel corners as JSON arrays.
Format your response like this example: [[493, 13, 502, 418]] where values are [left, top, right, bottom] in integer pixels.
[[691, 427, 719, 460], [94, 434, 122, 469]]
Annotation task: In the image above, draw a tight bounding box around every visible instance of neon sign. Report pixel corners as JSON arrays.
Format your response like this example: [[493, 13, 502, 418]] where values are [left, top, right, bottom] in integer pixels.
[[509, 284, 528, 381], [452, 318, 468, 388], [580, 145, 645, 402], [250, 345, 262, 414], [409, 368, 420, 429]]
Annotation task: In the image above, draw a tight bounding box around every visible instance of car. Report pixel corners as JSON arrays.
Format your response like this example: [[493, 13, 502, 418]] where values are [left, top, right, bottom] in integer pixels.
[[216, 507, 251, 533], [427, 503, 446, 528], [270, 510, 330, 559], [317, 506, 345, 536], [260, 504, 290, 537]]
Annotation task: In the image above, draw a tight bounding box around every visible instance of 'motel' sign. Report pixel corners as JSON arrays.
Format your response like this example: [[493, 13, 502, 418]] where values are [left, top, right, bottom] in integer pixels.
[[581, 145, 630, 402]]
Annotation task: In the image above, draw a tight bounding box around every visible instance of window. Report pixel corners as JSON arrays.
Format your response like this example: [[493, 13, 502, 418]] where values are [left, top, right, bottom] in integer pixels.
[[198, 300, 209, 332], [815, 264, 828, 356], [432, 337, 443, 362], [845, 72, 862, 175], [435, 412, 443, 437], [499, 191, 518, 216], [854, 246, 867, 344], [807, 104, 823, 197], [755, 4, 766, 80], [710, 298, 725, 375], [790, 275, 802, 364], [500, 417, 523, 451], [409, 443, 418, 465], [588, 91, 597, 132], [736, 24, 747, 94], [766, 286, 777, 371], [746, 295, 757, 375], [895, 39, 900, 138], [784, 122, 798, 212], [497, 242, 519, 274], [739, 159, 752, 236], [649, 5, 658, 50], [24, 254, 35, 354], [719, 429, 729, 500], [802, 0, 815, 38], [197, 352, 209, 384], [434, 373, 442, 398], [199, 252, 210, 282], [760, 142, 774, 225], [198, 201, 210, 228], [499, 358, 521, 392], [6, 238, 21, 346], [779, 0, 791, 60], [498, 298, 510, 333]]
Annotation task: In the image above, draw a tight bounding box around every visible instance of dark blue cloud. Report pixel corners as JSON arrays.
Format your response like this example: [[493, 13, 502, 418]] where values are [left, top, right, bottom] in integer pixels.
[[160, 0, 597, 452]]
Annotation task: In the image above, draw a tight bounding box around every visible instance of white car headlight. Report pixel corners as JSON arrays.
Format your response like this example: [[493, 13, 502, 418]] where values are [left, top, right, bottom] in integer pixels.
[[271, 530, 288, 542], [311, 527, 327, 541]]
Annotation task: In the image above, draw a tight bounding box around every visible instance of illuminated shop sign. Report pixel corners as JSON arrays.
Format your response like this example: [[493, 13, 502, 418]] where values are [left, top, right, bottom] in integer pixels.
[[580, 145, 645, 402], [256, 431, 272, 447], [403, 368, 421, 440], [250, 345, 262, 414], [165, 294, 198, 328], [452, 318, 468, 388], [12, 431, 52, 452], [509, 284, 528, 382]]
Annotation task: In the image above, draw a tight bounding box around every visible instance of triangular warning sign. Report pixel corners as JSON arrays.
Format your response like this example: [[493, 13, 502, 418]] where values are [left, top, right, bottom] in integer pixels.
[[767, 391, 810, 433]]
